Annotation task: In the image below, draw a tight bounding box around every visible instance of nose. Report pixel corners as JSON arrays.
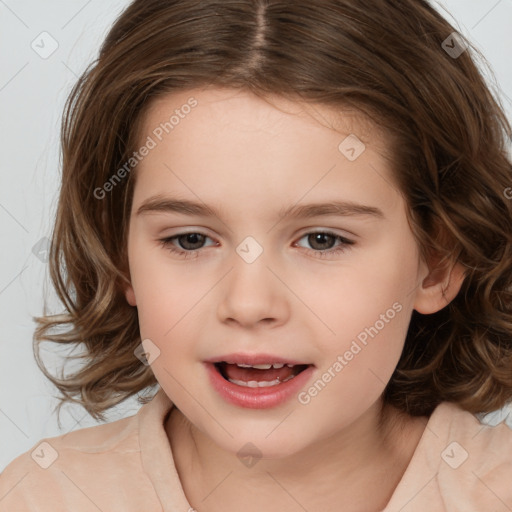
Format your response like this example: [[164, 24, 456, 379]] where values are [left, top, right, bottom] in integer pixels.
[[216, 250, 290, 329]]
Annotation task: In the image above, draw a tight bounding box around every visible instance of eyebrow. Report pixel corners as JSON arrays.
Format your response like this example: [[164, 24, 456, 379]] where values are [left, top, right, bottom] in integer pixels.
[[136, 195, 384, 220]]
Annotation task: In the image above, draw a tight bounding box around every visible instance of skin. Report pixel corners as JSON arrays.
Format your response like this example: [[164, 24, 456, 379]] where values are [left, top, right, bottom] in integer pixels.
[[124, 86, 465, 512]]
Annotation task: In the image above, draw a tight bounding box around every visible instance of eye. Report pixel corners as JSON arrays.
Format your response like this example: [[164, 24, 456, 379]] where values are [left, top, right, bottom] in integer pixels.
[[158, 232, 216, 259], [294, 231, 354, 258], [158, 230, 354, 260]]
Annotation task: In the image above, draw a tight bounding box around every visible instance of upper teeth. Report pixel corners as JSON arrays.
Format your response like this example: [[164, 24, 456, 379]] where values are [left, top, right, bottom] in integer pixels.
[[231, 362, 287, 369]]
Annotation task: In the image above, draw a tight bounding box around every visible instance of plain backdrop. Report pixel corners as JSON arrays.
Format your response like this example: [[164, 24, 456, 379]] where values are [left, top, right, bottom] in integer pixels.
[[1, 0, 512, 472]]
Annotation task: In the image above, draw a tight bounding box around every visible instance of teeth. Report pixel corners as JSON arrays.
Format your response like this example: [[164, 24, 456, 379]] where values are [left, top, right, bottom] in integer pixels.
[[229, 379, 280, 387], [228, 374, 296, 387], [233, 362, 290, 369], [235, 363, 272, 369]]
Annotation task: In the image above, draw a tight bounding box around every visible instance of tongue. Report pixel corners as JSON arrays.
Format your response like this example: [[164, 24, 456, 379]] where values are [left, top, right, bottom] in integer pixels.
[[222, 363, 297, 382]]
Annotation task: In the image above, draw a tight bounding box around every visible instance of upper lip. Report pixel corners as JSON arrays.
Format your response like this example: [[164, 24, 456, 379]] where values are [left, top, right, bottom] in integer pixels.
[[204, 353, 311, 366]]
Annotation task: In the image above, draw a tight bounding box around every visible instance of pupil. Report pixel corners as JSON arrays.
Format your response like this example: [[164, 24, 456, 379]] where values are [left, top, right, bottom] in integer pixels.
[[180, 233, 204, 250], [310, 233, 334, 250]]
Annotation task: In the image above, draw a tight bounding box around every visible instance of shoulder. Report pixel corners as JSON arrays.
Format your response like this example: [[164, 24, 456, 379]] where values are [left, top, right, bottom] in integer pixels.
[[0, 409, 159, 511], [431, 401, 512, 460], [426, 402, 512, 509], [386, 402, 512, 511]]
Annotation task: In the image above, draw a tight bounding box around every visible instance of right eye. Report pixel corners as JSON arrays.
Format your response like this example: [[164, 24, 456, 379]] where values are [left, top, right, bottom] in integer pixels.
[[158, 232, 217, 259]]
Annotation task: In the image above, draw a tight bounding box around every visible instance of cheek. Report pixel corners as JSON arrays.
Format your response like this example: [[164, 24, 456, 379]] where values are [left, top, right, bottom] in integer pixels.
[[309, 241, 417, 344], [128, 241, 206, 341], [298, 294, 410, 431], [136, 280, 191, 337], [302, 236, 418, 400]]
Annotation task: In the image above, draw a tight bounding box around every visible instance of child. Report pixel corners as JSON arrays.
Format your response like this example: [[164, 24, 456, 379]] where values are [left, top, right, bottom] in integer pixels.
[[2, 0, 512, 510]]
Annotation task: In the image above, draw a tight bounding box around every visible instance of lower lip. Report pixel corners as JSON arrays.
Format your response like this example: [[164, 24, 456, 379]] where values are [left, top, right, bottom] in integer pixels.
[[205, 362, 315, 409]]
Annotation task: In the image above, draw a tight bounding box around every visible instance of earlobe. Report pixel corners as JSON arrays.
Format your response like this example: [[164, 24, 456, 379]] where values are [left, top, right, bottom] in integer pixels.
[[125, 285, 137, 306], [413, 260, 466, 314]]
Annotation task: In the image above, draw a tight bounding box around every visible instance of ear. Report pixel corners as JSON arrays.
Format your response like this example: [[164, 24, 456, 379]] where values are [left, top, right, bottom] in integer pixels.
[[413, 257, 466, 314], [125, 284, 137, 307], [119, 256, 137, 306]]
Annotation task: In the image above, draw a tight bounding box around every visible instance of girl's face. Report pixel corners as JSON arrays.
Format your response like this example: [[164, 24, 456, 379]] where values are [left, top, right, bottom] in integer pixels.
[[125, 86, 429, 457]]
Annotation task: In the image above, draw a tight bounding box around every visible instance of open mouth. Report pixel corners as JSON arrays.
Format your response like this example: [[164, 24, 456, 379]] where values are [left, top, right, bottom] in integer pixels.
[[214, 361, 310, 388]]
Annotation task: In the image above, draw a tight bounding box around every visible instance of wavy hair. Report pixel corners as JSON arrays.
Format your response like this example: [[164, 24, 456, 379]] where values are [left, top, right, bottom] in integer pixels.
[[34, 0, 512, 422]]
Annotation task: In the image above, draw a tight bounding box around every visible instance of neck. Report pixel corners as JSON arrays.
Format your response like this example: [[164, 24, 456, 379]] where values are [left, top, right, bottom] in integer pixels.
[[166, 399, 427, 512]]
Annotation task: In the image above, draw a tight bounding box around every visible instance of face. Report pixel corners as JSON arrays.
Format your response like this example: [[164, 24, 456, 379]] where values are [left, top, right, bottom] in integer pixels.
[[124, 86, 429, 458]]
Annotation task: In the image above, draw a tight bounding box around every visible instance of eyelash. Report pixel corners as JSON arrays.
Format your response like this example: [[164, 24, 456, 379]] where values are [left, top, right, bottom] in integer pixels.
[[158, 230, 355, 260]]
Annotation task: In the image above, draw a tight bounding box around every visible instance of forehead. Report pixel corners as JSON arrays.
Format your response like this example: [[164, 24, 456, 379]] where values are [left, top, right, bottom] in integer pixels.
[[140, 86, 387, 148], [131, 87, 401, 219]]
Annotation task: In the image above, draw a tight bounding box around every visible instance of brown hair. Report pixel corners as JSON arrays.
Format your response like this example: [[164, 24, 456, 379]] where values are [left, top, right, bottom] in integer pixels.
[[34, 0, 512, 422]]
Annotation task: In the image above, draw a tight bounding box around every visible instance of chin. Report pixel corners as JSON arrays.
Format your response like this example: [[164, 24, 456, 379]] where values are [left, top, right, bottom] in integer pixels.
[[215, 429, 311, 462]]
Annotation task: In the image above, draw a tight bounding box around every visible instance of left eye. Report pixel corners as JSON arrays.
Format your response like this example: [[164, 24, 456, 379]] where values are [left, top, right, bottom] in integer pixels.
[[296, 232, 346, 251], [158, 230, 354, 259]]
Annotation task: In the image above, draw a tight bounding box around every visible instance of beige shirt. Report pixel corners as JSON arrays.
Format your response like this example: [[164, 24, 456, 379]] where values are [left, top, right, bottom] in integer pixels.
[[1, 387, 512, 511]]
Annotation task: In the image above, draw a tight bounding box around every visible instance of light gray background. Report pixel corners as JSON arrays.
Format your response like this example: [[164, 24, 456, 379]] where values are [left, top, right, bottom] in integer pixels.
[[1, 0, 512, 472]]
